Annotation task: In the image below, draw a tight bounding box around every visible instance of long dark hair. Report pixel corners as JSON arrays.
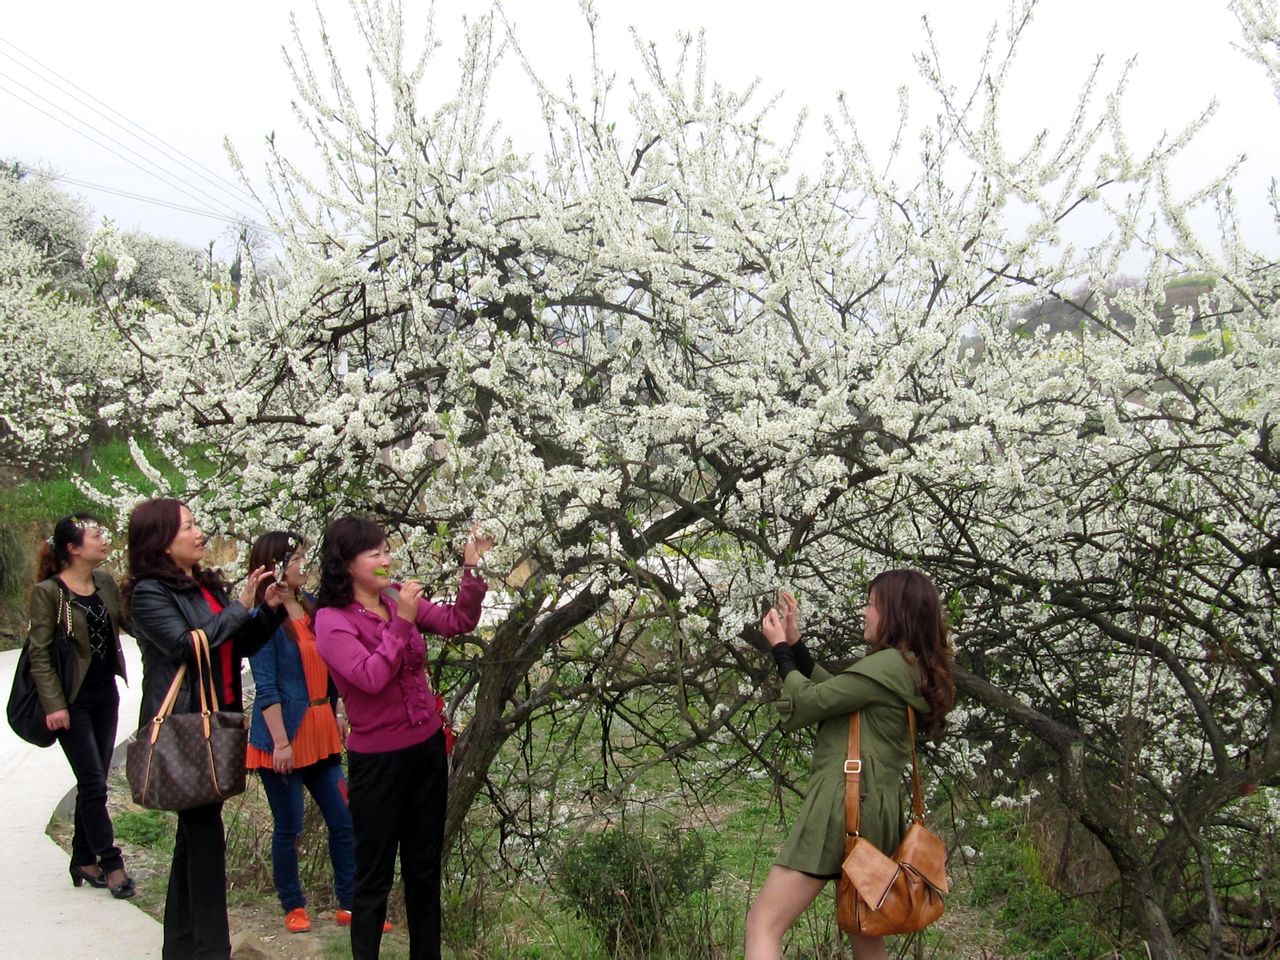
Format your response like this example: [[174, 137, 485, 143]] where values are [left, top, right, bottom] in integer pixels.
[[123, 498, 227, 616], [248, 530, 311, 613], [868, 569, 955, 742], [36, 513, 105, 582], [316, 516, 385, 609]]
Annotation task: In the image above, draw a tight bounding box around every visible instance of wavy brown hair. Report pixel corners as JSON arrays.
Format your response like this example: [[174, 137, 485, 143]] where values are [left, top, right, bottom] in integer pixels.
[[316, 516, 385, 609], [122, 498, 227, 617], [868, 569, 955, 742]]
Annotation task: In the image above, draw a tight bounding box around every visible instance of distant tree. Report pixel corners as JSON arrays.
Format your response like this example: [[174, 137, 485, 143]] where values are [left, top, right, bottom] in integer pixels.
[[0, 162, 91, 295]]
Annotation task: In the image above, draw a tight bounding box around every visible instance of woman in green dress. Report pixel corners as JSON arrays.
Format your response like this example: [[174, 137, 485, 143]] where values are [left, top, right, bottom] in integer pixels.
[[744, 570, 955, 960]]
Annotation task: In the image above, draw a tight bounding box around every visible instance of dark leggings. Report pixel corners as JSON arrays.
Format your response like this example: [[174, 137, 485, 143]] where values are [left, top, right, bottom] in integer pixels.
[[57, 683, 122, 873]]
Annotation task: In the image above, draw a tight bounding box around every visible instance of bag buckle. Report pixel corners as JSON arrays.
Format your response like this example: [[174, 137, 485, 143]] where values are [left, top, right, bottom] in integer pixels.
[[843, 759, 862, 774]]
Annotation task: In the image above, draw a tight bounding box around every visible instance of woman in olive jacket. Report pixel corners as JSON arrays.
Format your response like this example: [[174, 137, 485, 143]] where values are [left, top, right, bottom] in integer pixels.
[[744, 571, 955, 960], [28, 513, 132, 897], [126, 498, 288, 960]]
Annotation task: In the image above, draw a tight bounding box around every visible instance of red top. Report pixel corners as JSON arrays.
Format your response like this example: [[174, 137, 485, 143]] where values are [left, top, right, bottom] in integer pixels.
[[198, 586, 233, 707]]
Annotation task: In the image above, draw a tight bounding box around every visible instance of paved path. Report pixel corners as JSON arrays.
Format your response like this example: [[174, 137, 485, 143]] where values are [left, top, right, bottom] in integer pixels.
[[0, 635, 164, 959]]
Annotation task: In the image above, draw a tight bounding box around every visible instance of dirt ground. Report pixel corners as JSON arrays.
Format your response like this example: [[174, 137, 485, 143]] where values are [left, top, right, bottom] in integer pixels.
[[49, 769, 417, 960]]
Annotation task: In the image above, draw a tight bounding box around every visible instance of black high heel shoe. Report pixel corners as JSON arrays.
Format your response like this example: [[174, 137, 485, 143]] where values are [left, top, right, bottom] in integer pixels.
[[107, 873, 136, 900], [70, 865, 108, 889]]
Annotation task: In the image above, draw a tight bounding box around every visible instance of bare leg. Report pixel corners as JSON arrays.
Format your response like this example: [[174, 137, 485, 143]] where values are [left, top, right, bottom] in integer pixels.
[[744, 866, 828, 960]]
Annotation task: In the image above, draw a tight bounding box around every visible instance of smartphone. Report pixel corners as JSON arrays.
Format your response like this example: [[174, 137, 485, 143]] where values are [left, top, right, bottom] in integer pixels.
[[273, 560, 287, 584]]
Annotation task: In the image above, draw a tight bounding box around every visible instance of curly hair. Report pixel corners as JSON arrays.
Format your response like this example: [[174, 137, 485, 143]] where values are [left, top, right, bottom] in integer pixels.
[[35, 513, 106, 582], [315, 516, 386, 609], [867, 569, 956, 742]]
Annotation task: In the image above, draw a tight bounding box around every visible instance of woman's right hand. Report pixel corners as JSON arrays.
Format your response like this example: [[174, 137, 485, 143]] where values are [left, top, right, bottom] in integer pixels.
[[777, 590, 801, 644], [240, 566, 273, 608], [761, 609, 787, 647], [397, 580, 424, 622], [45, 710, 70, 732]]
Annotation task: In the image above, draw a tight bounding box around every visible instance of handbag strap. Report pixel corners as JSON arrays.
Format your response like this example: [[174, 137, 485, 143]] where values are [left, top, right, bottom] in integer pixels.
[[844, 705, 926, 837], [907, 705, 926, 822], [52, 579, 73, 640], [146, 628, 219, 731], [844, 710, 864, 837]]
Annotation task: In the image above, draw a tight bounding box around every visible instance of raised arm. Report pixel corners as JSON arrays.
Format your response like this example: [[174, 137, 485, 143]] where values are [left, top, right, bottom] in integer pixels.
[[415, 569, 487, 639], [131, 579, 254, 667], [775, 668, 903, 732]]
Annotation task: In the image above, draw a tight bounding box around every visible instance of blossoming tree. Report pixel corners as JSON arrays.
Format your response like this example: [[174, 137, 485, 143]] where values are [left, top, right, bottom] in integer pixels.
[[87, 1, 1278, 953]]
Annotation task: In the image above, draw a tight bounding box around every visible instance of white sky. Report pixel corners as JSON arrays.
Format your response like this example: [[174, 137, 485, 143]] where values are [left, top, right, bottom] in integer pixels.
[[2, 0, 1276, 261]]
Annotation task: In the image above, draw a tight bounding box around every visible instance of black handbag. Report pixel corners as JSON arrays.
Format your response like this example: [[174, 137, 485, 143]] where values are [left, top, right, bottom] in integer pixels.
[[126, 629, 247, 811], [6, 583, 77, 748]]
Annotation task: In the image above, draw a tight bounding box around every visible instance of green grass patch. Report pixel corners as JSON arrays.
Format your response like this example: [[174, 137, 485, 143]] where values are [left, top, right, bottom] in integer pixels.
[[0, 436, 212, 528], [113, 808, 176, 852]]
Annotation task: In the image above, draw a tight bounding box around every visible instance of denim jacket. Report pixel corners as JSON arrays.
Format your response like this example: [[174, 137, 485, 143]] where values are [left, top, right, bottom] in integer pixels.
[[247, 604, 337, 752]]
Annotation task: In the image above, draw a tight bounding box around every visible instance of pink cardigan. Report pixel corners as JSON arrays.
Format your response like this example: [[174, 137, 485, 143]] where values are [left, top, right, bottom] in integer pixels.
[[315, 571, 486, 753]]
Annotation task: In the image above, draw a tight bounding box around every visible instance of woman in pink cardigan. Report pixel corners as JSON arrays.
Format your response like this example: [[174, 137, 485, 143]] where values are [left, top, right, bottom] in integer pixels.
[[314, 516, 491, 960]]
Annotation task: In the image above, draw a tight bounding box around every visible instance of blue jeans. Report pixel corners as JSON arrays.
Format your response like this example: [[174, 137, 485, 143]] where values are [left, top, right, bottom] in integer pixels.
[[258, 759, 355, 912]]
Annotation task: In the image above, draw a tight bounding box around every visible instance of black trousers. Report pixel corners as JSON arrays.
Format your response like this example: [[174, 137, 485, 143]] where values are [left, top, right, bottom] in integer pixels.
[[57, 682, 123, 873], [347, 731, 448, 960], [163, 801, 230, 960]]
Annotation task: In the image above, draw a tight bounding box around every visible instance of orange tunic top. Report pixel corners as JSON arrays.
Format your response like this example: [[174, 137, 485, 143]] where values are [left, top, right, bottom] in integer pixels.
[[246, 616, 344, 770]]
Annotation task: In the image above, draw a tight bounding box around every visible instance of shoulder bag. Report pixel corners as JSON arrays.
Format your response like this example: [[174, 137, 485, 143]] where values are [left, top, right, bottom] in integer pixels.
[[836, 707, 948, 937], [6, 583, 77, 748], [126, 629, 247, 810]]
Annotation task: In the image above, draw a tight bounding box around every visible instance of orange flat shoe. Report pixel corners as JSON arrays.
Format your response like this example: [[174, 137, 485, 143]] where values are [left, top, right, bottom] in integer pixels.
[[335, 909, 392, 932], [284, 907, 312, 933]]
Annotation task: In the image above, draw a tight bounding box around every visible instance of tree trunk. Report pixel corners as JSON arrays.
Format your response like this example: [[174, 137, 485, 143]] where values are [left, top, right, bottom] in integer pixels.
[[443, 584, 604, 853], [1127, 872, 1183, 960]]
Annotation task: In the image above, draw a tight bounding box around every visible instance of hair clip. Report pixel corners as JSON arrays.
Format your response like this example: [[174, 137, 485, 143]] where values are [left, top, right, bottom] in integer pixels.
[[45, 536, 55, 548]]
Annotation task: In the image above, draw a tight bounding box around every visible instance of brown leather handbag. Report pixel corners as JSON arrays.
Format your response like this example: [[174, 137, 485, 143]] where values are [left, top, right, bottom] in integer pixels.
[[836, 707, 948, 937], [126, 629, 248, 811]]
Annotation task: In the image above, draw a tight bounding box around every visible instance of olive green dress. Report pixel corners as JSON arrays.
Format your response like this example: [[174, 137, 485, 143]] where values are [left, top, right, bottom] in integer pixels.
[[774, 647, 927, 877]]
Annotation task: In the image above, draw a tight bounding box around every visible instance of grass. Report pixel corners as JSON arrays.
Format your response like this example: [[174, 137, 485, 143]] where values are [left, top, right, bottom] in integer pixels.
[[0, 436, 208, 528], [0, 435, 209, 645], [44, 710, 1151, 960]]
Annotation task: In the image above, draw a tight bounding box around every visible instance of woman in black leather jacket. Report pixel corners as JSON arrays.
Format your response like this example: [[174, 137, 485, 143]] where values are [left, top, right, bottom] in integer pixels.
[[125, 498, 287, 960]]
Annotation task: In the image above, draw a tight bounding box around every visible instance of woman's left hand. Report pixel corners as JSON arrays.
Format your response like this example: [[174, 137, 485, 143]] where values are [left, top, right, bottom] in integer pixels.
[[464, 525, 495, 566], [761, 609, 787, 647], [261, 579, 289, 609]]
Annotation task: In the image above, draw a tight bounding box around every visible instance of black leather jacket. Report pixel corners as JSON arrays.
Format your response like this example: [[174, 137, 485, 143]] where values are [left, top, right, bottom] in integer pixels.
[[132, 577, 285, 728]]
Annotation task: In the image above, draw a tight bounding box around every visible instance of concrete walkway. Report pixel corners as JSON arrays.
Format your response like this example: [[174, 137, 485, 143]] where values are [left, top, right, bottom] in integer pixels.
[[0, 634, 164, 959]]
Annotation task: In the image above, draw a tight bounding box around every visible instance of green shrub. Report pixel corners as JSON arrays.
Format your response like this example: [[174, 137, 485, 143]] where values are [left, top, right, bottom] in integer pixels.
[[555, 824, 720, 958], [0, 520, 32, 648], [113, 808, 174, 851]]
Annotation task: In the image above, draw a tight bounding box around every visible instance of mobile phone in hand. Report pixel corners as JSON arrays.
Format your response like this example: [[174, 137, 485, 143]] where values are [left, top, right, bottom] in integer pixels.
[[758, 591, 776, 619]]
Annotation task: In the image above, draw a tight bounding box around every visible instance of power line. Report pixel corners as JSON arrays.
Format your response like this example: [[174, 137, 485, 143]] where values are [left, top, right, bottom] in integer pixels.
[[0, 37, 262, 211], [52, 175, 256, 226], [0, 70, 260, 226]]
